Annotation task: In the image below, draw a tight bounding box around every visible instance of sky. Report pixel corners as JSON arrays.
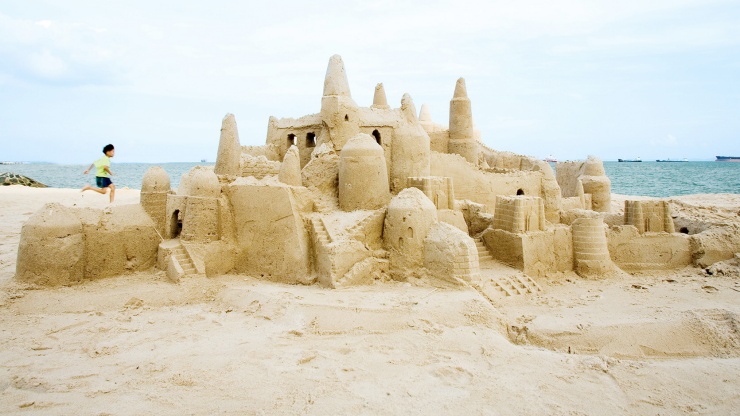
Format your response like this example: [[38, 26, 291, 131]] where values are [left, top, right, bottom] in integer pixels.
[[1, 0, 739, 163]]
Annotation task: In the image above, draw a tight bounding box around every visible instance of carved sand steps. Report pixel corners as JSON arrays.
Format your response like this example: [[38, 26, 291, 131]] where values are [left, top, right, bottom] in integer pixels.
[[347, 208, 386, 241], [474, 237, 541, 299], [311, 217, 332, 246], [313, 197, 338, 214], [474, 237, 493, 263], [173, 244, 197, 275], [164, 241, 198, 282]]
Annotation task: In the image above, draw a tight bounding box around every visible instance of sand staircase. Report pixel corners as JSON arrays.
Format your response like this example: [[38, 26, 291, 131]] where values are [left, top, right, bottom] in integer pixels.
[[475, 237, 493, 264], [347, 209, 386, 241], [474, 237, 542, 298], [314, 197, 337, 214], [172, 243, 197, 276], [311, 217, 333, 246]]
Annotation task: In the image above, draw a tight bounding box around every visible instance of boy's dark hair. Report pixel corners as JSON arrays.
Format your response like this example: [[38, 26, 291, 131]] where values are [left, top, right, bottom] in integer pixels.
[[103, 144, 114, 154]]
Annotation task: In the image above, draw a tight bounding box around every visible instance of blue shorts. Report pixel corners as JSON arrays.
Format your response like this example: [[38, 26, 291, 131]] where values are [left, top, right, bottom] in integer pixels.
[[96, 177, 113, 188]]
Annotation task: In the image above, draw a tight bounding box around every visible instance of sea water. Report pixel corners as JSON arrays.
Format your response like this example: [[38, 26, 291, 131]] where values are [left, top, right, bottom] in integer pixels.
[[2, 161, 739, 197]]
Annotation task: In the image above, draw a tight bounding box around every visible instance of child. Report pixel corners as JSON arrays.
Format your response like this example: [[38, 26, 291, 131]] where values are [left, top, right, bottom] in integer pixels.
[[82, 144, 116, 203]]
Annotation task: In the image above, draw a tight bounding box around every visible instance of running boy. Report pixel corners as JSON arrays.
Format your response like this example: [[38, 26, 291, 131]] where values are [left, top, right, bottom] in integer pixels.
[[82, 144, 116, 203]]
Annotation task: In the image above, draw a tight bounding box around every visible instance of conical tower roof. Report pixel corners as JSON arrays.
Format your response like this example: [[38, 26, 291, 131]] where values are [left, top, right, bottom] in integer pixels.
[[453, 77, 468, 98], [372, 83, 389, 108], [419, 104, 432, 122], [323, 54, 352, 97]]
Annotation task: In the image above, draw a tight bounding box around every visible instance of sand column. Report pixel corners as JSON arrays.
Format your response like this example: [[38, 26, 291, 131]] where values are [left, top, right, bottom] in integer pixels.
[[448, 78, 478, 164], [572, 217, 614, 278]]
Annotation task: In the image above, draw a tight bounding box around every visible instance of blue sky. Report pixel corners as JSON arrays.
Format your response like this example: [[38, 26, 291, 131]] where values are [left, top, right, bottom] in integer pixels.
[[1, 0, 739, 163]]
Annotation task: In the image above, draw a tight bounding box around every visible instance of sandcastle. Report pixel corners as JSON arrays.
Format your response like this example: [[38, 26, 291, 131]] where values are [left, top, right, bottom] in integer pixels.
[[15, 55, 740, 289]]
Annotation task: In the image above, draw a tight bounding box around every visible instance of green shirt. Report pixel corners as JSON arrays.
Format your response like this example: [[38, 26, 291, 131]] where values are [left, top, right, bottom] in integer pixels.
[[94, 156, 111, 177]]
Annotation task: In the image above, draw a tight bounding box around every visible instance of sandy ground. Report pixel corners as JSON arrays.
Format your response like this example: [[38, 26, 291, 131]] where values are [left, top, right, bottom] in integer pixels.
[[0, 186, 739, 415]]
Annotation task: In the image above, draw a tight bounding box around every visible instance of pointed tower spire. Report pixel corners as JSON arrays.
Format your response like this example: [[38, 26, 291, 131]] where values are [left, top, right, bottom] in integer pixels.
[[419, 104, 432, 122], [401, 93, 418, 122], [323, 54, 352, 97], [453, 77, 468, 98], [214, 113, 241, 176], [372, 83, 389, 109]]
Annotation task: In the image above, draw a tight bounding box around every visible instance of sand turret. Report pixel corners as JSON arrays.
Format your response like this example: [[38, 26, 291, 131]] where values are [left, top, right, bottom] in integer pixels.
[[372, 83, 390, 109], [401, 93, 418, 122], [448, 78, 478, 164], [182, 169, 221, 242], [384, 187, 438, 280], [419, 104, 432, 123], [320, 55, 359, 151], [278, 145, 302, 186], [338, 134, 390, 211], [140, 166, 171, 236], [391, 94, 431, 191], [214, 113, 241, 176], [323, 54, 352, 97]]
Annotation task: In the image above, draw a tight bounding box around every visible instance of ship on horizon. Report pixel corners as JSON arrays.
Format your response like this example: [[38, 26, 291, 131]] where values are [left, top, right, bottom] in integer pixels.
[[618, 157, 642, 162], [716, 156, 740, 162], [656, 158, 688, 162]]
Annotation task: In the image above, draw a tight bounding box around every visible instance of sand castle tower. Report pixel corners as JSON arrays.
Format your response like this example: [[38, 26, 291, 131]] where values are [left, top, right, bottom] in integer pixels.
[[572, 217, 619, 278], [624, 200, 675, 233], [492, 196, 546, 233], [448, 78, 478, 164], [580, 157, 611, 213], [384, 187, 438, 280], [338, 133, 390, 211], [214, 113, 241, 176], [371, 83, 390, 110], [278, 145, 302, 186], [390, 94, 431, 192], [181, 169, 221, 242], [140, 166, 171, 236], [320, 55, 359, 151]]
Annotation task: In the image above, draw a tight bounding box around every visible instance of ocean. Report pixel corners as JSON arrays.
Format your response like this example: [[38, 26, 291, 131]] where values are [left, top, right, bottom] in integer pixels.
[[2, 161, 739, 198]]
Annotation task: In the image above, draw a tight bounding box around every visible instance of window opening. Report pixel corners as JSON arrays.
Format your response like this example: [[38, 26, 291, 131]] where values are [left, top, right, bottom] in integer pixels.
[[306, 132, 316, 148]]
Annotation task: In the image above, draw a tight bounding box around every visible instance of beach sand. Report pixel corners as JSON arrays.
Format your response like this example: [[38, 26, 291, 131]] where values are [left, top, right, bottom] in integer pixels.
[[0, 186, 738, 415]]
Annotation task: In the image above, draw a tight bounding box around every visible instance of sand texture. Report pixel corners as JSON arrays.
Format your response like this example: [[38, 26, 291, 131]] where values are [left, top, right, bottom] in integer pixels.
[[1, 186, 739, 415]]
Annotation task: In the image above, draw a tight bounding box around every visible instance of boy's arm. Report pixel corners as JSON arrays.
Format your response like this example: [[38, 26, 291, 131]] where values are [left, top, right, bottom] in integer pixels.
[[104, 166, 113, 176], [83, 163, 94, 174]]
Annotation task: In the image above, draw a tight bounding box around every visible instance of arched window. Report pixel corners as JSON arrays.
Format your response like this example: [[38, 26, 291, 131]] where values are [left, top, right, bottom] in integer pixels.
[[287, 134, 296, 146], [372, 129, 381, 145], [516, 189, 524, 195]]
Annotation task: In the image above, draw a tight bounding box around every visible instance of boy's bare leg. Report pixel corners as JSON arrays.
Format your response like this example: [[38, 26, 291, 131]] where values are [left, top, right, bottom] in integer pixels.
[[109, 184, 115, 203], [81, 185, 107, 195]]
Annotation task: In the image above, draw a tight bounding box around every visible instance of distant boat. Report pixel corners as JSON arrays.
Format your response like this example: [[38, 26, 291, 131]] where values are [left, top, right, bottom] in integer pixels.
[[656, 158, 688, 162], [618, 157, 642, 162], [201, 159, 207, 163], [716, 156, 740, 162], [544, 155, 557, 163]]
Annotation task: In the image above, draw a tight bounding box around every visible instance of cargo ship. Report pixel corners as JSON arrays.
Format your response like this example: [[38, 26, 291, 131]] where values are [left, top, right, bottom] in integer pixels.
[[618, 157, 642, 162], [656, 158, 688, 162], [716, 156, 740, 162]]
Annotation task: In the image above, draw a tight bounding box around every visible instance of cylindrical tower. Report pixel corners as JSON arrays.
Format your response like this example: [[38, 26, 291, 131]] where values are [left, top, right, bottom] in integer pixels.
[[448, 78, 478, 164], [338, 134, 390, 211], [384, 187, 438, 280]]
